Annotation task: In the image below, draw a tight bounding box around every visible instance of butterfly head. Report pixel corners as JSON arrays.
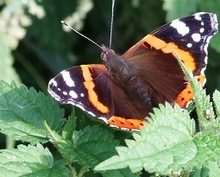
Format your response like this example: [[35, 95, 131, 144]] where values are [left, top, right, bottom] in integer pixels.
[[100, 45, 116, 64]]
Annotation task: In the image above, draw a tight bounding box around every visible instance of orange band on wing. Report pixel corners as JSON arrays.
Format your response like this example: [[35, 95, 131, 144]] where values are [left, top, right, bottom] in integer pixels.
[[175, 83, 193, 108], [81, 66, 109, 114], [196, 74, 206, 86], [175, 74, 206, 108], [144, 35, 196, 71], [108, 116, 145, 130]]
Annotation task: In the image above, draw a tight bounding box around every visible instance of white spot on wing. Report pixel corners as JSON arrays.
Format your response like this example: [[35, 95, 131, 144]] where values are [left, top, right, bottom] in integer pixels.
[[61, 70, 75, 87], [204, 56, 208, 65], [201, 22, 204, 26], [76, 104, 86, 111], [69, 90, 78, 99], [99, 117, 108, 123], [66, 100, 86, 111], [66, 100, 98, 118], [49, 79, 57, 87], [201, 67, 206, 76], [87, 111, 95, 117], [191, 33, 201, 42], [204, 35, 212, 54], [200, 28, 205, 33], [63, 91, 68, 95], [170, 20, 190, 36], [109, 124, 119, 129], [80, 93, 84, 97], [47, 89, 62, 102], [194, 13, 202, 21], [187, 43, 192, 48], [213, 14, 218, 31]]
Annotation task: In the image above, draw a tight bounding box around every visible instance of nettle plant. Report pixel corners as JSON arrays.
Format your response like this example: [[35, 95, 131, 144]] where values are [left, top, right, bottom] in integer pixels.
[[0, 60, 219, 177]]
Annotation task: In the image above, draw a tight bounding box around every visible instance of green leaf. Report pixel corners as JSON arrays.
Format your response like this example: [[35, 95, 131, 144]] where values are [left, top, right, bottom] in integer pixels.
[[190, 167, 210, 177], [0, 81, 64, 143], [213, 90, 220, 117], [95, 104, 196, 175], [0, 34, 20, 83], [205, 159, 220, 177], [189, 149, 220, 177], [57, 125, 119, 168], [102, 168, 140, 177], [62, 111, 77, 141], [190, 159, 220, 177], [0, 144, 69, 177], [46, 124, 132, 176], [187, 130, 220, 168]]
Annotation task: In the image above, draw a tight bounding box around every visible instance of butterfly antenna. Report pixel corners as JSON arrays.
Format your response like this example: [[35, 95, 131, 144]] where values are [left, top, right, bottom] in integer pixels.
[[61, 21, 103, 50], [109, 0, 115, 48]]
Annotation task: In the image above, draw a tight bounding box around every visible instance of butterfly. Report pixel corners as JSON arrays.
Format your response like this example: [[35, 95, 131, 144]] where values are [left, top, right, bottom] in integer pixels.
[[48, 12, 218, 130]]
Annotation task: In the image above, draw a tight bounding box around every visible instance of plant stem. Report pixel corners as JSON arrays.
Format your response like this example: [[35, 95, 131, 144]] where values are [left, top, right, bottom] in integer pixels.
[[78, 166, 89, 177]]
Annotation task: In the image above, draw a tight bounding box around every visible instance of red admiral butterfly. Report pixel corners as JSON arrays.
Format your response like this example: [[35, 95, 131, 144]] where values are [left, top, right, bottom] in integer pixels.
[[48, 12, 218, 130]]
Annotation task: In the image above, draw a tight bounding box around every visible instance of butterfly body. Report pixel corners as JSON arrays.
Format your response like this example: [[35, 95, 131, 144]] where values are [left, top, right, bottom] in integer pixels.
[[48, 12, 218, 130], [101, 46, 153, 110], [101, 47, 133, 85]]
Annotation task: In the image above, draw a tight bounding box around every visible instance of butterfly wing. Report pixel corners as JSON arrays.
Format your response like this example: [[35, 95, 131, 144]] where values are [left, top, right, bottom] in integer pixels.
[[48, 12, 218, 130], [123, 12, 218, 107], [48, 64, 145, 130]]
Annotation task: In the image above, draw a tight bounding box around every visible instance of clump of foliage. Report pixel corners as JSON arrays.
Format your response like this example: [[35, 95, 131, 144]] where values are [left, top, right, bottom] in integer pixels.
[[0, 60, 219, 177]]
